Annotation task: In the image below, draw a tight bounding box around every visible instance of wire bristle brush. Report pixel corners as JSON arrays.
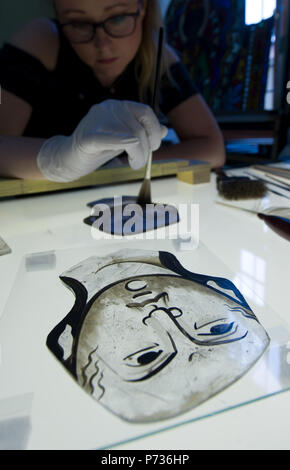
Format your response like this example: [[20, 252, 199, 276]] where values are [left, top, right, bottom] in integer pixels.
[[216, 169, 267, 200]]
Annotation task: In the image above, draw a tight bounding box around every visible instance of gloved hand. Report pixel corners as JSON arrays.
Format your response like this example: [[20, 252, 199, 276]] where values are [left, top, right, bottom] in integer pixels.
[[37, 99, 167, 182]]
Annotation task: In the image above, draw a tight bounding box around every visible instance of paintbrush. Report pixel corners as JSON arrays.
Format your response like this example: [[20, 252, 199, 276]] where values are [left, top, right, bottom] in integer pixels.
[[251, 165, 290, 180], [266, 174, 290, 188], [137, 27, 164, 206], [216, 201, 290, 242], [243, 171, 290, 193]]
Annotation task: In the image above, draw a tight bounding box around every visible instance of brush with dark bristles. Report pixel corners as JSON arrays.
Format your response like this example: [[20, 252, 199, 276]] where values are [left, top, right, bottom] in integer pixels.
[[137, 27, 164, 206], [216, 169, 267, 200]]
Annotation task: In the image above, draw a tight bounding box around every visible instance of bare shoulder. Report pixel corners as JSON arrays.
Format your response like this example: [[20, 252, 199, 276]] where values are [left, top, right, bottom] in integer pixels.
[[8, 18, 59, 71], [164, 43, 180, 66]]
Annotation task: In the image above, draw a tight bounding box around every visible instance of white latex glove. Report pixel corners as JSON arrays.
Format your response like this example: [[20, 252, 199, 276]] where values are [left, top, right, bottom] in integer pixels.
[[37, 99, 167, 182]]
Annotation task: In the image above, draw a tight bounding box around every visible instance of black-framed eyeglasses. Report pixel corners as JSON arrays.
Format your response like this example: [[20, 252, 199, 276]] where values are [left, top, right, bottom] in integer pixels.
[[60, 7, 141, 43]]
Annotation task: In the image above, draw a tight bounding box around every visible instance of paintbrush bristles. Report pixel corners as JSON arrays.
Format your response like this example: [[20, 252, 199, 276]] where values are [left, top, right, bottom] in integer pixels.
[[137, 150, 153, 205], [137, 178, 152, 206]]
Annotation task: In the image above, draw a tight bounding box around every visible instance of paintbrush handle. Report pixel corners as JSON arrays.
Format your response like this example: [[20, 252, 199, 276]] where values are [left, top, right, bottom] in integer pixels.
[[145, 150, 153, 180], [267, 174, 290, 188], [252, 165, 290, 180], [244, 171, 290, 193], [216, 202, 290, 241], [152, 28, 164, 111], [215, 201, 258, 214], [267, 188, 290, 200], [145, 27, 164, 175]]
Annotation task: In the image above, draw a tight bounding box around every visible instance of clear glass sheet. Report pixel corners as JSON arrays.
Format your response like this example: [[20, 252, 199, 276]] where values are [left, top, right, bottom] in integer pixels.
[[0, 239, 289, 450]]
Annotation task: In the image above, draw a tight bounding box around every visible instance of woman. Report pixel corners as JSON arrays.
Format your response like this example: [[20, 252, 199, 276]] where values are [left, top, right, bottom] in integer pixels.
[[0, 0, 225, 182]]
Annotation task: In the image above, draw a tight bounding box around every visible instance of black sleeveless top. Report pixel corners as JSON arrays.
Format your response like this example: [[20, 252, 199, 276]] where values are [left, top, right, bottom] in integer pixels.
[[0, 20, 197, 138]]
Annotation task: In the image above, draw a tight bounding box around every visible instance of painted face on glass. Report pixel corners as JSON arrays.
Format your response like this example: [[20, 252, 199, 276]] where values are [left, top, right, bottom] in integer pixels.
[[74, 275, 268, 421], [47, 251, 269, 422]]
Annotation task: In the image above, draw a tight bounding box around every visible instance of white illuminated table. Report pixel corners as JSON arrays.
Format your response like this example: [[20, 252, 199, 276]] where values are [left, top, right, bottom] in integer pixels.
[[0, 174, 289, 450]]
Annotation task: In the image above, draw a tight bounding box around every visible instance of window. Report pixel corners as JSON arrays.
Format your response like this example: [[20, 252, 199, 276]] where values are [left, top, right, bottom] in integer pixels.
[[246, 1, 277, 110], [245, 0, 276, 25]]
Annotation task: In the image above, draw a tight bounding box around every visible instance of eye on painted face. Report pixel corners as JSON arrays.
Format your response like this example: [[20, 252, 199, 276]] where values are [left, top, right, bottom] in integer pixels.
[[75, 274, 268, 421], [55, 0, 145, 87]]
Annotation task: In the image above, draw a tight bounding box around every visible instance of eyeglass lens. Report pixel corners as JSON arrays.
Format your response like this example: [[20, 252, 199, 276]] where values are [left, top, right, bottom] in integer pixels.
[[63, 15, 137, 42]]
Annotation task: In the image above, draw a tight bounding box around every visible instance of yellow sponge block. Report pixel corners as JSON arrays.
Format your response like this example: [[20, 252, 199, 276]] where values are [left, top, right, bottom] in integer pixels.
[[177, 164, 211, 185]]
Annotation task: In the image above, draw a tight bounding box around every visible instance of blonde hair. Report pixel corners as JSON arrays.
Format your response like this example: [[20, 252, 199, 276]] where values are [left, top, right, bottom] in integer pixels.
[[134, 0, 165, 103]]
